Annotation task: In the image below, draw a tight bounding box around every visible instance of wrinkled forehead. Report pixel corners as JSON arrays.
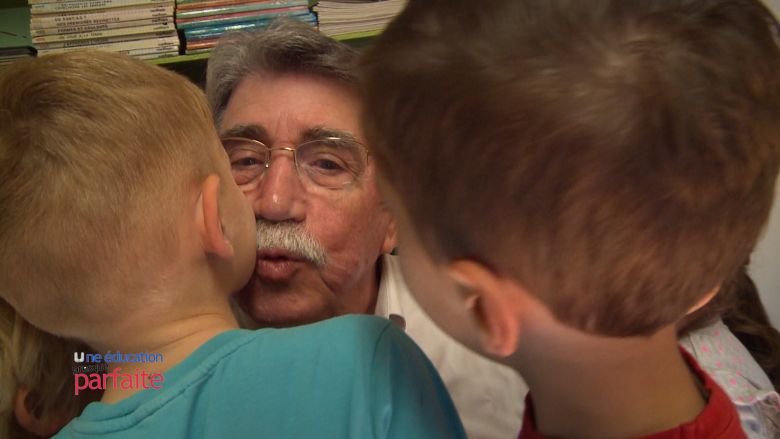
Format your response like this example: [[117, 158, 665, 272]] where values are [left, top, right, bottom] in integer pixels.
[[220, 123, 361, 147], [218, 73, 364, 145]]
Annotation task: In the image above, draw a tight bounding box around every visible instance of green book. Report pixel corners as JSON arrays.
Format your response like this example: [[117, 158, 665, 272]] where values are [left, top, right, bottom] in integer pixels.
[[0, 7, 34, 58]]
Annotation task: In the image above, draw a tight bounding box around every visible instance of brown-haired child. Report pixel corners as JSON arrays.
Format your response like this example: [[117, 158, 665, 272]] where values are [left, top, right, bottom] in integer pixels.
[[361, 0, 780, 437]]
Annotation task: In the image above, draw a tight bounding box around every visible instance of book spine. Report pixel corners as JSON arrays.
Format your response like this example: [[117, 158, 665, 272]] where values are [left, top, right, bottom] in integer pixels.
[[30, 0, 172, 14], [175, 4, 307, 24], [135, 50, 179, 60], [176, 0, 268, 11], [27, 0, 154, 4], [185, 38, 218, 50], [33, 22, 174, 43], [30, 17, 172, 37], [176, 7, 308, 29], [183, 13, 313, 40], [174, 0, 246, 4], [174, 0, 287, 4], [175, 0, 307, 19], [183, 19, 269, 39], [115, 46, 179, 60], [30, 5, 174, 30], [184, 47, 212, 55], [177, 0, 305, 8], [28, 0, 74, 4], [37, 34, 179, 55], [35, 30, 176, 49], [28, 0, 97, 3]]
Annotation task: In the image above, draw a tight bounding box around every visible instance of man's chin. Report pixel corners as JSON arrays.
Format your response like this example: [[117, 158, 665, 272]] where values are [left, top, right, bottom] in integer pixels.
[[236, 277, 338, 328]]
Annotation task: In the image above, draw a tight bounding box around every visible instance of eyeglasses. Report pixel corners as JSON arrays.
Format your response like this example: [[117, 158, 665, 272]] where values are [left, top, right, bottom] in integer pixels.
[[222, 136, 369, 189]]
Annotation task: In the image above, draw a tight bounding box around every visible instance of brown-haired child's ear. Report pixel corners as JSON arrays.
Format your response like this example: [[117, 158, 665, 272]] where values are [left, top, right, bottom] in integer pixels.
[[686, 285, 720, 316], [196, 174, 234, 259], [14, 387, 67, 437], [448, 260, 521, 358]]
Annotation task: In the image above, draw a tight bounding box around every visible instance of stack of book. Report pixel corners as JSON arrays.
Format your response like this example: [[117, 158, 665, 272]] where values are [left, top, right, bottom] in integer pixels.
[[312, 0, 406, 39], [177, 0, 316, 55], [30, 0, 179, 61]]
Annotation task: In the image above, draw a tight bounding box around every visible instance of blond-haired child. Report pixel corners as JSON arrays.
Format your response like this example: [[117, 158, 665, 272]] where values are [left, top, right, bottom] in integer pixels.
[[0, 51, 464, 438]]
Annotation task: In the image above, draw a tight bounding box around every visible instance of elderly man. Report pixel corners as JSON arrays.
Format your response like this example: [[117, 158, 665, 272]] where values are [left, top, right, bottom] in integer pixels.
[[206, 21, 527, 439]]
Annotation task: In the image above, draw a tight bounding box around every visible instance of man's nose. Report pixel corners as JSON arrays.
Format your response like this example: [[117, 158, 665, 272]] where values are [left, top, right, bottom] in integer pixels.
[[253, 154, 306, 222]]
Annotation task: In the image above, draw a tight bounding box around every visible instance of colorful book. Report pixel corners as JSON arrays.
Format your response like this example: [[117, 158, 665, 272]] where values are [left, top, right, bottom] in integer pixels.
[[36, 34, 178, 55], [176, 6, 308, 29], [30, 4, 174, 30], [185, 37, 218, 50], [35, 30, 176, 49], [33, 22, 174, 44], [176, 0, 297, 11], [30, 17, 172, 37], [183, 13, 314, 41], [175, 0, 306, 19], [175, 0, 296, 4], [31, 0, 172, 14]]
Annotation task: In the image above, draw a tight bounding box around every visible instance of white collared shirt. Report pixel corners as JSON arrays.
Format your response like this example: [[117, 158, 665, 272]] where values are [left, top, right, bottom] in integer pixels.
[[374, 254, 528, 439], [679, 319, 780, 439]]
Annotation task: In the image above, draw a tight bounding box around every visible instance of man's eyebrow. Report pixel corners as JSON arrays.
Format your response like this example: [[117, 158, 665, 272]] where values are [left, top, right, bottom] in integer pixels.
[[220, 124, 269, 143], [301, 127, 360, 143]]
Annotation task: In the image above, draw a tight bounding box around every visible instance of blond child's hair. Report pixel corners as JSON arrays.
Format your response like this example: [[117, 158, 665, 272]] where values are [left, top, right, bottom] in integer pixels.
[[0, 298, 99, 438], [0, 51, 221, 338]]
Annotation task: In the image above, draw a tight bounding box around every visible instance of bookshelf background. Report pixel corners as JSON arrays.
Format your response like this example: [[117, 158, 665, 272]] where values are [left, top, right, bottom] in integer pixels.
[[0, 0, 386, 86]]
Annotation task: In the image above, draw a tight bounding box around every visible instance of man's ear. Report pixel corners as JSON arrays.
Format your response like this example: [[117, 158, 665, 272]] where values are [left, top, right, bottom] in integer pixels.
[[196, 174, 234, 259], [686, 285, 720, 315], [448, 260, 521, 358], [14, 387, 67, 437], [381, 217, 398, 254]]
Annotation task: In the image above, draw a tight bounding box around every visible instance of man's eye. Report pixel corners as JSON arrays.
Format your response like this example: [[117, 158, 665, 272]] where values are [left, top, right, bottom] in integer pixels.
[[234, 157, 261, 168], [311, 159, 345, 171], [229, 149, 264, 170]]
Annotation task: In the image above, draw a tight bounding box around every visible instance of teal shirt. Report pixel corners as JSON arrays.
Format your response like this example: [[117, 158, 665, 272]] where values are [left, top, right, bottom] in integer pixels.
[[55, 315, 466, 439]]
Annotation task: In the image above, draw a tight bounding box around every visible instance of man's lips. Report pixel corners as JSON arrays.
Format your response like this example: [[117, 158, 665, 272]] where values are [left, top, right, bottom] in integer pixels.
[[254, 249, 307, 281], [257, 248, 307, 261]]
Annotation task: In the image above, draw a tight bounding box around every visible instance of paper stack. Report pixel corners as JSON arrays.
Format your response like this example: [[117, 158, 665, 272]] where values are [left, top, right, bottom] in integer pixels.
[[313, 0, 406, 38], [29, 0, 178, 61]]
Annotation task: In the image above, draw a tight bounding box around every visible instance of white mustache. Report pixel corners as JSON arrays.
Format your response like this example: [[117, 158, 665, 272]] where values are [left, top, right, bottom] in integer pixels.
[[255, 220, 327, 267]]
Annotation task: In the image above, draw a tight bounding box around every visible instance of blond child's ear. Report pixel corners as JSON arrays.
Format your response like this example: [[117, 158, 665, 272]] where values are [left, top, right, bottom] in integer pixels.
[[686, 285, 720, 316], [14, 387, 67, 437], [196, 174, 235, 259], [381, 217, 398, 255], [448, 260, 522, 358]]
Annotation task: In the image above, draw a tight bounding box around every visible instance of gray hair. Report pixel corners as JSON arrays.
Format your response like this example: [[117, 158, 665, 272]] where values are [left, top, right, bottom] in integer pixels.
[[255, 219, 327, 267], [206, 19, 360, 127]]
